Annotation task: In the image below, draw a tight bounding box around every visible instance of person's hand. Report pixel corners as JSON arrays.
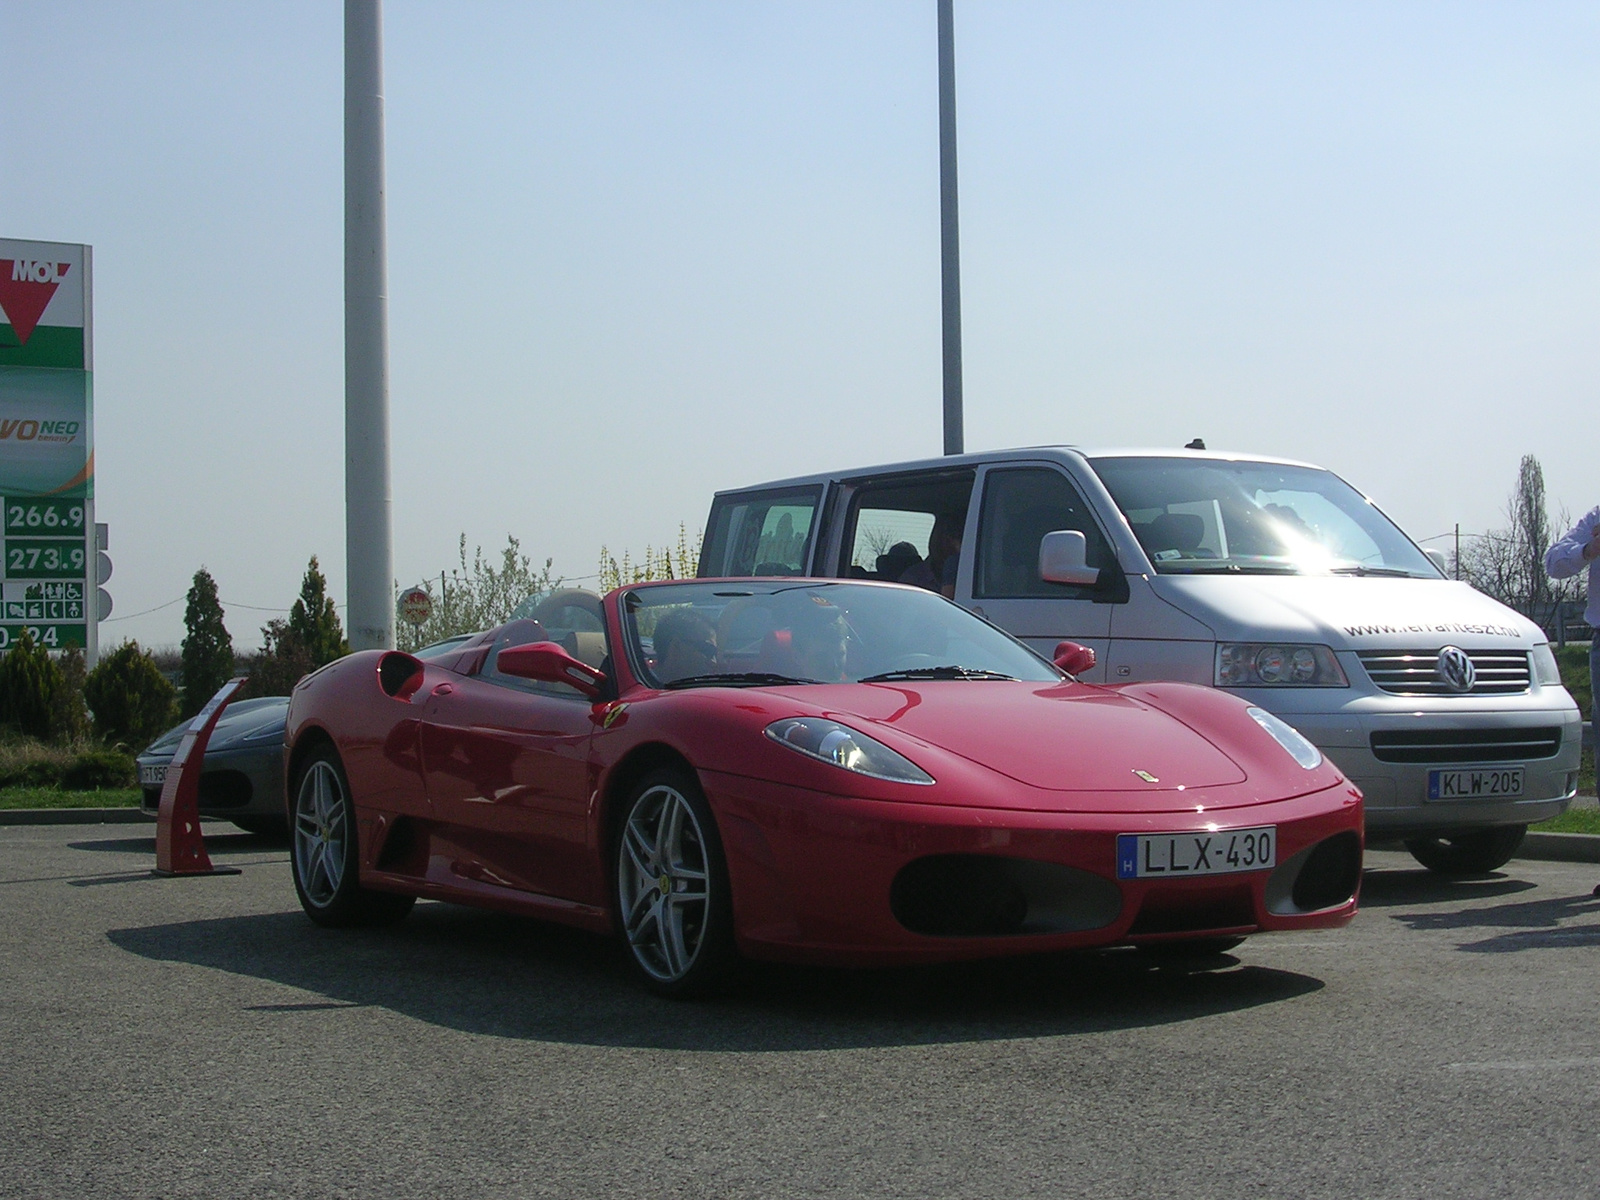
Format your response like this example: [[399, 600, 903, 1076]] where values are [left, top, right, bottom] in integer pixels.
[[1584, 527, 1600, 561]]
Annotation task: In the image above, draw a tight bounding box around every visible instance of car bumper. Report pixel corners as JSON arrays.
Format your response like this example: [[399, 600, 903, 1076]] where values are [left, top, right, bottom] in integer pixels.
[[136, 745, 286, 822], [1284, 708, 1581, 837], [703, 771, 1364, 966]]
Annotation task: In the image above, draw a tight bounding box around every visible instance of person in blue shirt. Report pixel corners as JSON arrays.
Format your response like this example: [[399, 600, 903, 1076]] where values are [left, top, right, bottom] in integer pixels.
[[1544, 506, 1600, 897]]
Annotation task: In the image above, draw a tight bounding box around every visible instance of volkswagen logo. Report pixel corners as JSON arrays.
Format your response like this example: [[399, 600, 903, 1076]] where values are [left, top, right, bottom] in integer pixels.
[[1435, 645, 1476, 693]]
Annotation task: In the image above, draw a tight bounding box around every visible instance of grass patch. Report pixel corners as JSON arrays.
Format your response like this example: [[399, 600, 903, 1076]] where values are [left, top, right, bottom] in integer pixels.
[[1532, 806, 1600, 835], [0, 786, 142, 810]]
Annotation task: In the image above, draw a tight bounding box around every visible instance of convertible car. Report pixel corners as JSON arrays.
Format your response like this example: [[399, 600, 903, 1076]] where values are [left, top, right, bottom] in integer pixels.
[[284, 579, 1363, 994]]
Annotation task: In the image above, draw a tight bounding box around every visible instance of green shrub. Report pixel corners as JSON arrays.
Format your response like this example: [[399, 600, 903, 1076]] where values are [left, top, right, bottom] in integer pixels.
[[0, 630, 65, 741], [50, 646, 89, 742], [1555, 643, 1592, 718], [84, 640, 178, 749], [60, 748, 136, 790], [0, 734, 75, 788]]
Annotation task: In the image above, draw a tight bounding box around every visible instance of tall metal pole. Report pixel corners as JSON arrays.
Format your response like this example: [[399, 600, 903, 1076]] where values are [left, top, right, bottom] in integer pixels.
[[345, 0, 395, 650], [937, 0, 964, 456]]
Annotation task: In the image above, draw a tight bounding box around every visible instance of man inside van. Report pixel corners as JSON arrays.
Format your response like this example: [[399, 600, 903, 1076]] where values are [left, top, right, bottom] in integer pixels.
[[900, 512, 963, 599], [1543, 507, 1600, 898]]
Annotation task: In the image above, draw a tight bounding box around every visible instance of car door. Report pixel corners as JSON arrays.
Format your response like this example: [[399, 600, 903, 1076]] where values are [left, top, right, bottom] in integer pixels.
[[959, 463, 1126, 681], [419, 619, 601, 904]]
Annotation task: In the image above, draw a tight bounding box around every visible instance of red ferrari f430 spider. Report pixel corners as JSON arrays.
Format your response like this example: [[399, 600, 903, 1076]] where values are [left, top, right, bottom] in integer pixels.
[[284, 579, 1362, 994]]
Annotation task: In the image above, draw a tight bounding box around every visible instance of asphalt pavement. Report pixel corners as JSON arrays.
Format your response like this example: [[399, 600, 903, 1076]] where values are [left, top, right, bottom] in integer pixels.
[[2, 823, 1597, 1199]]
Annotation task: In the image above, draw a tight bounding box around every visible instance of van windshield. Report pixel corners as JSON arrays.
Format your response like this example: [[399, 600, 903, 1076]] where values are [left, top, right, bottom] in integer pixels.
[[1087, 457, 1439, 578]]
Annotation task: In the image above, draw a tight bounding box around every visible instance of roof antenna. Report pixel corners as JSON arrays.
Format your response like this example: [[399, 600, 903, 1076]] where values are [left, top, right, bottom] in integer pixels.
[[1184, 438, 1206, 450]]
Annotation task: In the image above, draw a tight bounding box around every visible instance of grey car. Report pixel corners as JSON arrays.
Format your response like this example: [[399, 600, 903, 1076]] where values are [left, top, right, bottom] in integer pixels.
[[136, 696, 290, 834]]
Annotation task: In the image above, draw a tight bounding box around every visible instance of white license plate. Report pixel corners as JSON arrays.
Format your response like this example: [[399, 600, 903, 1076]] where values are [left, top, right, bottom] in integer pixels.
[[139, 764, 167, 787], [1428, 768, 1523, 800], [1116, 826, 1276, 880]]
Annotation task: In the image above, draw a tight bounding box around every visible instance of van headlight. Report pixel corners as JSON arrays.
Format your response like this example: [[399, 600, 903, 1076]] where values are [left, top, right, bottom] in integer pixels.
[[764, 718, 934, 785], [1246, 707, 1323, 769], [1216, 643, 1348, 687], [1530, 644, 1562, 687]]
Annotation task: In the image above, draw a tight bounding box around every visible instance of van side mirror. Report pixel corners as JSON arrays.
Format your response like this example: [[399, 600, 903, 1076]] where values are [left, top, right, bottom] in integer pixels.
[[1053, 640, 1097, 675], [496, 641, 606, 698], [1038, 530, 1101, 587], [1424, 548, 1449, 574]]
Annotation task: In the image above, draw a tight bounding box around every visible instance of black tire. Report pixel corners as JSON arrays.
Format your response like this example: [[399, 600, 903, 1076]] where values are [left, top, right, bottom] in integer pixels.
[[290, 746, 415, 928], [1404, 825, 1527, 876], [614, 767, 736, 997], [231, 815, 288, 838]]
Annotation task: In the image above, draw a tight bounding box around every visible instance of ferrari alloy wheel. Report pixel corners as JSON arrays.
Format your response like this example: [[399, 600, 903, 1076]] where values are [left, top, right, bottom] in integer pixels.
[[290, 747, 415, 928], [1404, 825, 1526, 876], [615, 769, 734, 996]]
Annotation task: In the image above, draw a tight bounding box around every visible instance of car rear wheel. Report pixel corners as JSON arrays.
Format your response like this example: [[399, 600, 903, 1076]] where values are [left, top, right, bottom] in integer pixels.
[[615, 768, 735, 997], [291, 747, 415, 927], [1404, 825, 1526, 876]]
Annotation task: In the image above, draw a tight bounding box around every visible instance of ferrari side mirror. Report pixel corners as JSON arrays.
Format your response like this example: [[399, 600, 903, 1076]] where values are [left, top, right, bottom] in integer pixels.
[[1053, 640, 1096, 676], [1038, 530, 1101, 587], [496, 641, 606, 699]]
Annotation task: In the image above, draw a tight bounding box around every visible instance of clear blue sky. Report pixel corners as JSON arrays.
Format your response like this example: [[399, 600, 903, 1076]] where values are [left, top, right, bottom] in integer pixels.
[[3, 1, 1596, 648]]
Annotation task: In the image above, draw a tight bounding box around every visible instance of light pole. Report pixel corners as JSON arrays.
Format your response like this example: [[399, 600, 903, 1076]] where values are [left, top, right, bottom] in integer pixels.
[[938, 0, 964, 456], [345, 0, 395, 650]]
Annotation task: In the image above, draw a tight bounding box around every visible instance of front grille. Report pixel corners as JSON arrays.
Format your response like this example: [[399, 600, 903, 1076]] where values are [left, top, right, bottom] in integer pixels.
[[1357, 649, 1530, 696], [1369, 726, 1562, 764]]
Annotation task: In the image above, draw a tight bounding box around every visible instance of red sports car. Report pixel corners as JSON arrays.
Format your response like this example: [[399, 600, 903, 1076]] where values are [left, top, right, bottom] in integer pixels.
[[284, 579, 1362, 994]]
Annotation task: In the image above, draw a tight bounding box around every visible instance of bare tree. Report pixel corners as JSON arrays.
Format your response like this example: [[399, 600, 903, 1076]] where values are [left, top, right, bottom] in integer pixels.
[[1455, 454, 1584, 630]]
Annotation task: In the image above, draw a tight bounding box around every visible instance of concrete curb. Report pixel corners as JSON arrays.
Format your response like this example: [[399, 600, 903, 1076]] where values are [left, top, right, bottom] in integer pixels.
[[1519, 831, 1600, 864], [0, 808, 151, 826]]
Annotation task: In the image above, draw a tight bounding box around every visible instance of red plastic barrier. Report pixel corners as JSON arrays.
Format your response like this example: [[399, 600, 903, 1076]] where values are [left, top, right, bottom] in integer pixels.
[[153, 677, 248, 877]]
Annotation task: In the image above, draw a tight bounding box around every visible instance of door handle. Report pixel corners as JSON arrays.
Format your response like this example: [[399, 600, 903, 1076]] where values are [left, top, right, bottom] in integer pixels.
[[431, 682, 455, 697]]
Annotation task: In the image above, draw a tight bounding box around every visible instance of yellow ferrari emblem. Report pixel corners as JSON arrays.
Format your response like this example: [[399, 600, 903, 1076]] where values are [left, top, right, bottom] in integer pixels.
[[602, 703, 629, 729], [1132, 769, 1159, 783]]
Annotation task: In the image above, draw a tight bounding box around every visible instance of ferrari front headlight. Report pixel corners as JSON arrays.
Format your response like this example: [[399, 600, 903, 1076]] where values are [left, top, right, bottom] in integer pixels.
[[1246, 707, 1323, 769], [764, 717, 934, 785]]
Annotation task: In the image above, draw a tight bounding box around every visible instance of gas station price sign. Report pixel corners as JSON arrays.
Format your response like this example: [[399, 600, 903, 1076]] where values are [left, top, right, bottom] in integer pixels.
[[1, 495, 90, 649]]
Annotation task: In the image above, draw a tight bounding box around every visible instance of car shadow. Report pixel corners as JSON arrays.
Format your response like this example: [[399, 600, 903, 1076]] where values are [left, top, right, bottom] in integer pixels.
[[107, 904, 1324, 1052], [1356, 866, 1537, 909], [1360, 865, 1600, 953]]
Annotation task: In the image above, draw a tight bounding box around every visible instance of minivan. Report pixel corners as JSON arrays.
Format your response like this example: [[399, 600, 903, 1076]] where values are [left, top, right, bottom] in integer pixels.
[[699, 447, 1581, 874]]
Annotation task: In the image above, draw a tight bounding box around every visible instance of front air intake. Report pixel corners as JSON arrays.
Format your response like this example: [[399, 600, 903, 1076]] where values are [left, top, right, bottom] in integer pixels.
[[890, 855, 1122, 937]]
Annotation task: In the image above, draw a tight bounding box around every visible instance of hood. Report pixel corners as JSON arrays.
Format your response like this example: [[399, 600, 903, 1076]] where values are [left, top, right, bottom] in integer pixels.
[[140, 696, 289, 757], [1153, 575, 1541, 649], [808, 680, 1247, 794]]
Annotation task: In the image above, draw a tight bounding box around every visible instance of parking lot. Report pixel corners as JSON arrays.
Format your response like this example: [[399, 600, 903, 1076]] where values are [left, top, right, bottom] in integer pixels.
[[3, 821, 1597, 1200]]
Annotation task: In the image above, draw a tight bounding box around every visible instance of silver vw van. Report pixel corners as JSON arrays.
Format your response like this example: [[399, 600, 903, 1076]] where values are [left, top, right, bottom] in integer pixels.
[[699, 447, 1581, 874]]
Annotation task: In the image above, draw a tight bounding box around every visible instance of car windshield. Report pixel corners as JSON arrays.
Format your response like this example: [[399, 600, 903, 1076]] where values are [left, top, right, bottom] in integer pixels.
[[622, 580, 1061, 689], [1088, 456, 1439, 578]]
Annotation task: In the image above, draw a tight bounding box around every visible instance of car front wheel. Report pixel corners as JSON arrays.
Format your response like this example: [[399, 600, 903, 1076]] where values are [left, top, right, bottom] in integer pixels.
[[1404, 825, 1527, 875], [614, 768, 735, 996], [290, 747, 415, 927]]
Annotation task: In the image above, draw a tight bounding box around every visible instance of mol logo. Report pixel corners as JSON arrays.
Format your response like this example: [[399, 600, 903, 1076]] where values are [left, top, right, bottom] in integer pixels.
[[0, 259, 72, 346]]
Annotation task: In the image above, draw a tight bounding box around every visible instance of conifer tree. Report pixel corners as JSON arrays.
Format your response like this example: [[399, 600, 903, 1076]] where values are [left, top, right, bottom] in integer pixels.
[[180, 567, 234, 717], [288, 555, 348, 668]]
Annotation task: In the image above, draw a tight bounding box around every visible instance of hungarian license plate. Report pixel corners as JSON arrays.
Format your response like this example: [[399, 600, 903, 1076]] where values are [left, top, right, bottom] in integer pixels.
[[139, 764, 167, 787], [1116, 825, 1276, 880], [1428, 768, 1523, 800]]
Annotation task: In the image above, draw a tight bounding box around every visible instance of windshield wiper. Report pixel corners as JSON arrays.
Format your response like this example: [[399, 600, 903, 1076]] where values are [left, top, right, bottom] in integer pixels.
[[1329, 565, 1419, 578], [662, 672, 821, 690], [1159, 563, 1301, 575], [859, 665, 1018, 683]]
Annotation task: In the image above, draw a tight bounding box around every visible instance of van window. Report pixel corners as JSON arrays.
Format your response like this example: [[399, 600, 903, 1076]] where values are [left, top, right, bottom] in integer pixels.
[[699, 487, 821, 577], [838, 473, 974, 594], [1088, 457, 1438, 577], [975, 468, 1118, 599]]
